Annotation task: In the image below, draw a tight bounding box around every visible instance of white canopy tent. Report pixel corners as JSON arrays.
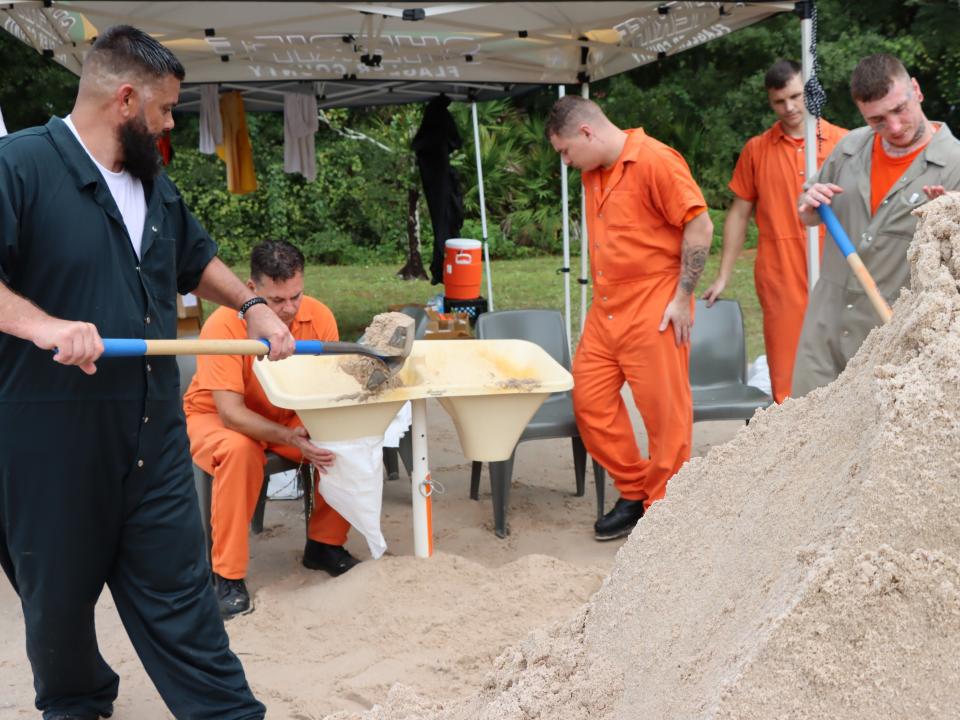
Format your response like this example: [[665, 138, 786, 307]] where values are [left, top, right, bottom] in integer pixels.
[[3, 1, 812, 344]]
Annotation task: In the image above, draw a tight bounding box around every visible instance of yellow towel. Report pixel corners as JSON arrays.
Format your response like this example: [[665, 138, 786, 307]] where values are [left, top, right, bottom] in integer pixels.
[[215, 91, 257, 194]]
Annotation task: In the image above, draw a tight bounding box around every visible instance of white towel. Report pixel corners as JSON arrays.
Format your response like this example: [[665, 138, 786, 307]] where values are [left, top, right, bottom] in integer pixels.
[[0, 104, 7, 137], [198, 84, 222, 154], [283, 92, 319, 181]]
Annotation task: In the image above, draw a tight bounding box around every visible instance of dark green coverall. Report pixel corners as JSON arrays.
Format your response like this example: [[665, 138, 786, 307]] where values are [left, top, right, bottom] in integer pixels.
[[0, 118, 265, 719]]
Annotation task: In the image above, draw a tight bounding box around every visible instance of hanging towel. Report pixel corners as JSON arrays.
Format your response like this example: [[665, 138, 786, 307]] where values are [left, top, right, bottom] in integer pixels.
[[283, 92, 319, 181], [198, 84, 222, 154], [215, 91, 257, 194], [0, 104, 7, 137]]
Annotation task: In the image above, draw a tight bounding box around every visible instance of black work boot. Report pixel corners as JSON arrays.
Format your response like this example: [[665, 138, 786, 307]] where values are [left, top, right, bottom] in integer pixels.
[[594, 497, 646, 541], [302, 540, 361, 577], [213, 573, 252, 619]]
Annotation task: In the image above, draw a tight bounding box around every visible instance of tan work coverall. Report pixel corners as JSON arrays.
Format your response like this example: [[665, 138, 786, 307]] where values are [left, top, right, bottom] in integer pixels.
[[793, 123, 960, 396]]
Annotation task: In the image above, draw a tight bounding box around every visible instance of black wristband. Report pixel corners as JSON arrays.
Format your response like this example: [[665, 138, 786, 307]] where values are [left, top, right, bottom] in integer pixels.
[[237, 296, 267, 319]]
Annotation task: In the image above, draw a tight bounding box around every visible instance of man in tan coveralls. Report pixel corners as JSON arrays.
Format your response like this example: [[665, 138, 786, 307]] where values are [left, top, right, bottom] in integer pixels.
[[796, 53, 960, 395]]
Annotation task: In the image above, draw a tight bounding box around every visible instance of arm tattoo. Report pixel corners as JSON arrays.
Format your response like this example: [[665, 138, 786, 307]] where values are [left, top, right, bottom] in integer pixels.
[[680, 241, 708, 295]]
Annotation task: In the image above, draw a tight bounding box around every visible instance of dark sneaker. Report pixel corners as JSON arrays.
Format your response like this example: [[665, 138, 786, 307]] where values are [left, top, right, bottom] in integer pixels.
[[302, 541, 361, 577], [594, 497, 646, 541], [46, 715, 101, 719], [214, 573, 252, 619]]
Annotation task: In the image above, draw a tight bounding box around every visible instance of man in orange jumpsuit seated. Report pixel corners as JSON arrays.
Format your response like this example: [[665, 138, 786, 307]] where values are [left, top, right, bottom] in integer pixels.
[[184, 240, 357, 618], [547, 97, 714, 540], [702, 59, 846, 402]]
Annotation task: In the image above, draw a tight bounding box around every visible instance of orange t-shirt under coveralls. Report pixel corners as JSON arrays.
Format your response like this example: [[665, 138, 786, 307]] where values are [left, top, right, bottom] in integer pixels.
[[728, 119, 847, 403], [574, 128, 706, 509], [870, 132, 931, 215], [183, 296, 349, 579]]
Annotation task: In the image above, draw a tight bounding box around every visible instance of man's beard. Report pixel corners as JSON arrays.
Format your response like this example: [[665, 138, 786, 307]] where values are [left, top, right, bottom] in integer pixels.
[[119, 114, 162, 181]]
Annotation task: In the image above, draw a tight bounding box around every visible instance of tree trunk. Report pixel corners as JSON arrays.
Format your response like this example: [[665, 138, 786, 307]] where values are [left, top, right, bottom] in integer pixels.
[[397, 185, 428, 280]]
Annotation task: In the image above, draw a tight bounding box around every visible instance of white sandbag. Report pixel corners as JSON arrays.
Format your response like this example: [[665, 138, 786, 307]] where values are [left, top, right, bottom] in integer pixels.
[[266, 469, 302, 500], [311, 436, 387, 559], [383, 401, 412, 448], [747, 354, 772, 396]]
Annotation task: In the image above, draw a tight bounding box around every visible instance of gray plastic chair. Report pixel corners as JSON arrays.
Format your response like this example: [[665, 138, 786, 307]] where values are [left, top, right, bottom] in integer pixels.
[[176, 354, 313, 560], [690, 299, 772, 422], [470, 309, 606, 538]]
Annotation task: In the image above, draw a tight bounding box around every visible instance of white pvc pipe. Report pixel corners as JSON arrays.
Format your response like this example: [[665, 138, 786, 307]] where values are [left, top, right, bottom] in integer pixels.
[[471, 102, 494, 310], [558, 85, 572, 355], [579, 82, 590, 338], [801, 14, 820, 291], [410, 398, 433, 558]]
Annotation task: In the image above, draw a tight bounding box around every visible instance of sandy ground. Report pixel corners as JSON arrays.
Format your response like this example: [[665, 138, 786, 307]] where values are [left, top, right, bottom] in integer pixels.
[[0, 389, 743, 719]]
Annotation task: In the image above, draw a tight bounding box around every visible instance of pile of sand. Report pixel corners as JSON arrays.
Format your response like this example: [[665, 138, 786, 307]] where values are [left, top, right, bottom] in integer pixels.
[[336, 195, 960, 719]]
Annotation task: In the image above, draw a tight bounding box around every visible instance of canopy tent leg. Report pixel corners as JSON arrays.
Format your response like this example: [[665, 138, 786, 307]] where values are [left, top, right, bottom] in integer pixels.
[[558, 85, 572, 356], [410, 398, 433, 558], [798, 0, 820, 291], [579, 82, 590, 338], [471, 101, 494, 311]]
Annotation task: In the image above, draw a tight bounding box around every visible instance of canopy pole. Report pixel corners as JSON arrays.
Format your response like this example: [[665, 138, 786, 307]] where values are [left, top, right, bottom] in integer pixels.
[[558, 85, 572, 354], [471, 101, 494, 310], [579, 82, 590, 338], [799, 1, 819, 291]]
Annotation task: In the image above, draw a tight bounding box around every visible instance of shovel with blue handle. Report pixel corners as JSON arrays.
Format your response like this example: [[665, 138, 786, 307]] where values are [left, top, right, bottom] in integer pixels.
[[85, 313, 415, 390], [817, 204, 893, 323]]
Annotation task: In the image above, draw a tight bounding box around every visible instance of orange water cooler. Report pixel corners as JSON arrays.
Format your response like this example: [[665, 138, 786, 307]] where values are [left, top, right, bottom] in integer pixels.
[[442, 238, 487, 326], [443, 238, 483, 300]]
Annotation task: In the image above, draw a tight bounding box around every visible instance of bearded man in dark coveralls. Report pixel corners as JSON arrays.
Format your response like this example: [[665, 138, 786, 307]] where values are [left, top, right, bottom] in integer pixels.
[[0, 26, 295, 720]]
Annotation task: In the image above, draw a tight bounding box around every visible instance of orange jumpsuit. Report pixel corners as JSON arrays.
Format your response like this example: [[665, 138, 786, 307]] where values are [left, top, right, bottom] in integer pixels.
[[574, 128, 706, 510], [729, 119, 846, 402], [183, 297, 350, 579]]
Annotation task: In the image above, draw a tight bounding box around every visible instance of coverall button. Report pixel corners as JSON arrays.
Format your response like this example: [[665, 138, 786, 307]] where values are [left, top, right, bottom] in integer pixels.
[[598, 270, 603, 276], [151, 225, 158, 232], [146, 363, 152, 372], [846, 304, 853, 309], [842, 330, 850, 337], [145, 315, 151, 324], [602, 296, 607, 302], [137, 459, 144, 468], [143, 416, 149, 423], [607, 314, 614, 320], [135, 265, 141, 272]]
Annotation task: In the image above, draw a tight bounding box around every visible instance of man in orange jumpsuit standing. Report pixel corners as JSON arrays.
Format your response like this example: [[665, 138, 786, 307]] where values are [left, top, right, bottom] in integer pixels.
[[703, 59, 846, 402], [547, 97, 714, 540], [184, 240, 357, 618]]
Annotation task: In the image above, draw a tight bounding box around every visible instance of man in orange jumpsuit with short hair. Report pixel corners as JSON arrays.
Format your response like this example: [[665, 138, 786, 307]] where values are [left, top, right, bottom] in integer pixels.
[[184, 240, 357, 619], [547, 96, 714, 541], [703, 59, 846, 402]]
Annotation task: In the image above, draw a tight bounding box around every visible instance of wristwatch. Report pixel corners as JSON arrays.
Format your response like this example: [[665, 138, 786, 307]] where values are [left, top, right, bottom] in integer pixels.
[[238, 296, 267, 319]]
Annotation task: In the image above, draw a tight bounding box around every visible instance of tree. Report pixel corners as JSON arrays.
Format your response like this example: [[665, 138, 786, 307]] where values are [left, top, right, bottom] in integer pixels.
[[0, 29, 76, 131]]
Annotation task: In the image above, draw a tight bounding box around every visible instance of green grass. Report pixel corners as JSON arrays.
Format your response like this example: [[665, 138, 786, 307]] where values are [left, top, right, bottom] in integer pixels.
[[288, 249, 764, 360]]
